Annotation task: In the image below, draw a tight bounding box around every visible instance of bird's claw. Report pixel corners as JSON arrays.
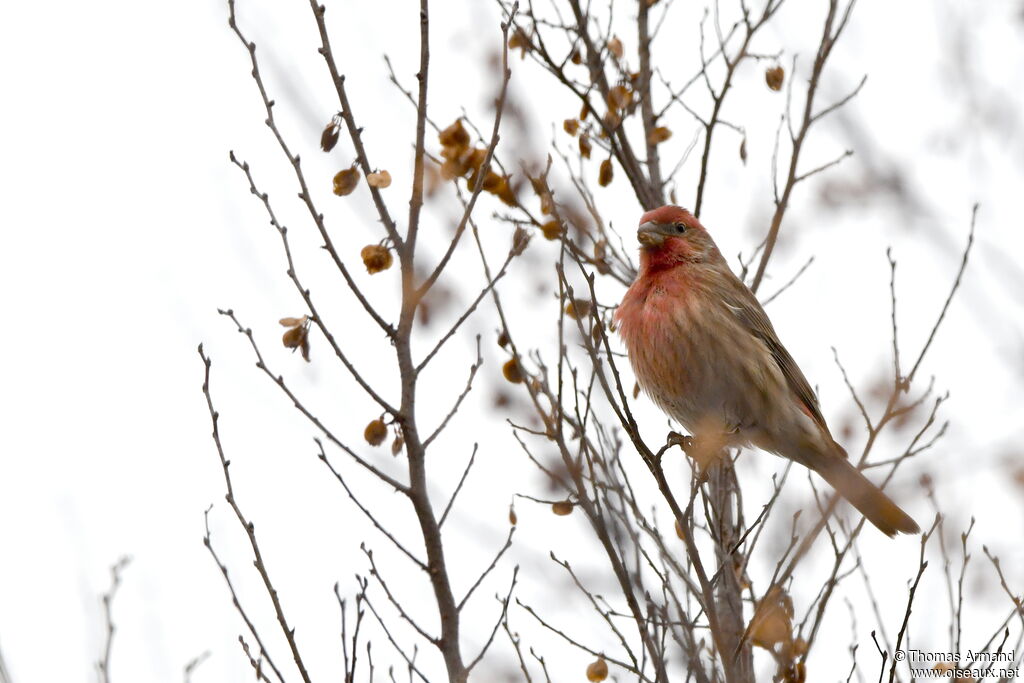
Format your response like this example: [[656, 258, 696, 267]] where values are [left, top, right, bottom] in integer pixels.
[[657, 431, 694, 459], [667, 431, 693, 452]]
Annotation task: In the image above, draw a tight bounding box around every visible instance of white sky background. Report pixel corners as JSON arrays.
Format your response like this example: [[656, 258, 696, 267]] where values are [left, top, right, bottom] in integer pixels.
[[1, 0, 1023, 682]]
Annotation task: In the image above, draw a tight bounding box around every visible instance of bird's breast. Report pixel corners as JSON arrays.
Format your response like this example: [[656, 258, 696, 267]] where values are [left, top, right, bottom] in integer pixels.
[[616, 273, 702, 424]]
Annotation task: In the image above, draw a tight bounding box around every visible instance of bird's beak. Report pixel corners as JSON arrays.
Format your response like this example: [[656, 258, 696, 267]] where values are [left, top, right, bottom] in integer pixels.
[[637, 221, 665, 247]]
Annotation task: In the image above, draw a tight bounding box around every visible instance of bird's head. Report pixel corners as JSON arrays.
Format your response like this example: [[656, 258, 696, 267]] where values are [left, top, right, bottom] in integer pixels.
[[636, 205, 714, 271]]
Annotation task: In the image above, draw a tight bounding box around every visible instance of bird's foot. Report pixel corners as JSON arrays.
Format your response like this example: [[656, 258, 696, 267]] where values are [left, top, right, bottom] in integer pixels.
[[655, 431, 693, 462], [667, 431, 693, 453]]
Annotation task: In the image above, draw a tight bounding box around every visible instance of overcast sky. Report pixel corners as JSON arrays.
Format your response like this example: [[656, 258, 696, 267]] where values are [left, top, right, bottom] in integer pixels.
[[2, 1, 1023, 681]]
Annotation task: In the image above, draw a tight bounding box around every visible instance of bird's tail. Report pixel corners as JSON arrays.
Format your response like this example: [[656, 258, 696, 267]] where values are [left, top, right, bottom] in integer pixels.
[[812, 453, 920, 537]]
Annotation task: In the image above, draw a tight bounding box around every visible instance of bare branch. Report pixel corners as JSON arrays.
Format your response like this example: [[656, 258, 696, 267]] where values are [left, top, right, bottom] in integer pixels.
[[97, 556, 132, 683]]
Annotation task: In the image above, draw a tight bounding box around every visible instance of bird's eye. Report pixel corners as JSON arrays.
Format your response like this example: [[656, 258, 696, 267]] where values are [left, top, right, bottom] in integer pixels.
[[674, 222, 686, 233]]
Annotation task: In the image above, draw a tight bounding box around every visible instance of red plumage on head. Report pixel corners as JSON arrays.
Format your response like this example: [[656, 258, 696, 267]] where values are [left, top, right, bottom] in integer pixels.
[[636, 205, 709, 272], [639, 205, 705, 232]]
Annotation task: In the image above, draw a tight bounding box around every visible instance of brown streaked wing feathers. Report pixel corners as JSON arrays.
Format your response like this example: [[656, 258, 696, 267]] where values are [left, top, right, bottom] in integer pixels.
[[722, 275, 830, 434]]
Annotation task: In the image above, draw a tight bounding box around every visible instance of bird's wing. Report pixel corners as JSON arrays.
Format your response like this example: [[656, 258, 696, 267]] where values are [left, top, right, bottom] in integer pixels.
[[722, 276, 830, 434]]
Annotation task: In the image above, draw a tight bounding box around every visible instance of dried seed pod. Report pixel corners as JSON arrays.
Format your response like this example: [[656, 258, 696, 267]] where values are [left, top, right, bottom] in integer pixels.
[[440, 158, 467, 181], [632, 382, 640, 399], [749, 586, 794, 651], [563, 118, 580, 136], [570, 47, 582, 65], [551, 500, 574, 516], [578, 133, 592, 159], [320, 121, 340, 152], [367, 170, 392, 188], [465, 147, 488, 173], [602, 109, 622, 133], [540, 220, 562, 241], [391, 434, 404, 456], [497, 330, 510, 348], [479, 170, 503, 193], [607, 36, 623, 59], [502, 358, 524, 384], [282, 325, 307, 349], [360, 244, 393, 274], [333, 167, 360, 196], [364, 419, 388, 447], [279, 316, 306, 327], [675, 518, 686, 540], [606, 85, 631, 111], [528, 175, 547, 196], [564, 299, 592, 319], [508, 505, 517, 526], [586, 657, 609, 681], [439, 144, 462, 162], [539, 192, 555, 216], [495, 175, 517, 206], [439, 119, 470, 149], [739, 136, 748, 164], [598, 158, 613, 187], [511, 227, 530, 255], [508, 27, 530, 54], [648, 126, 672, 144], [765, 65, 785, 91]]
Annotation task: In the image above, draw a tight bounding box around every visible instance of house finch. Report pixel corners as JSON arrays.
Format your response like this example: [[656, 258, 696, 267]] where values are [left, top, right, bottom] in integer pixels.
[[615, 205, 919, 536]]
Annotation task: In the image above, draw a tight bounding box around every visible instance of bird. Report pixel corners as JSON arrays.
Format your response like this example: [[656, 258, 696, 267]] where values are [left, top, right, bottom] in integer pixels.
[[614, 205, 919, 536]]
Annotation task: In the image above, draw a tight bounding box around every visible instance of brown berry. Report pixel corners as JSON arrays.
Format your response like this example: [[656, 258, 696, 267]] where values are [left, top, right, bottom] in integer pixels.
[[502, 358, 524, 384], [367, 170, 392, 188], [360, 244, 393, 274], [540, 220, 563, 241], [320, 121, 340, 152], [579, 134, 592, 159], [648, 126, 672, 144], [586, 657, 609, 681], [565, 299, 592, 319], [765, 65, 785, 91], [552, 500, 574, 516], [598, 159, 613, 187], [333, 167, 360, 196], [364, 420, 387, 447]]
